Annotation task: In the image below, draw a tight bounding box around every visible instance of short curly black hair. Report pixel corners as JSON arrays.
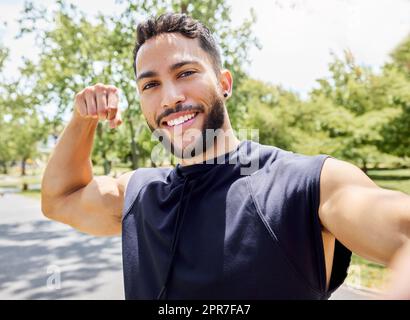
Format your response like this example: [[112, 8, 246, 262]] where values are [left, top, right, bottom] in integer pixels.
[[133, 13, 222, 77]]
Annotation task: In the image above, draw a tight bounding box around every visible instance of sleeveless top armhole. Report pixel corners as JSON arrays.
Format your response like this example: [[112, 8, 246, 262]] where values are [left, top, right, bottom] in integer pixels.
[[250, 151, 352, 298]]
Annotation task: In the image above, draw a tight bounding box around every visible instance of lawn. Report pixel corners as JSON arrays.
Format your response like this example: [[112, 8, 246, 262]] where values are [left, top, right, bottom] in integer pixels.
[[0, 175, 41, 188], [368, 168, 410, 194]]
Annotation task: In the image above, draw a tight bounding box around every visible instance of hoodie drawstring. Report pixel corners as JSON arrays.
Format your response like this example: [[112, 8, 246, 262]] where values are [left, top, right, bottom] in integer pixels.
[[157, 177, 195, 300]]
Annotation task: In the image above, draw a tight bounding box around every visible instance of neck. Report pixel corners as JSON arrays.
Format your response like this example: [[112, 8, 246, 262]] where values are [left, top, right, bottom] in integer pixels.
[[180, 129, 241, 166]]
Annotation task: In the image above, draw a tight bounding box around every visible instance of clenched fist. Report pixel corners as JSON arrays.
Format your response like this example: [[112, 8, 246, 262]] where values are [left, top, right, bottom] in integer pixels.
[[74, 83, 123, 129]]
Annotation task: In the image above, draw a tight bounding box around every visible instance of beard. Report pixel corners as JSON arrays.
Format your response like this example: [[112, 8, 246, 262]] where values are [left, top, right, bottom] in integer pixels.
[[148, 91, 226, 159]]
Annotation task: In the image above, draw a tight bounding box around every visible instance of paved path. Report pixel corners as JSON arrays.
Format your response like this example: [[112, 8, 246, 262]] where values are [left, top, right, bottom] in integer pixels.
[[0, 193, 377, 300], [329, 285, 379, 300], [0, 194, 123, 299]]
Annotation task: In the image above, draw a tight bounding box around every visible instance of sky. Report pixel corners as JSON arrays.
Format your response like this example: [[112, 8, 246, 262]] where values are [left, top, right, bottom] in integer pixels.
[[0, 0, 409, 98]]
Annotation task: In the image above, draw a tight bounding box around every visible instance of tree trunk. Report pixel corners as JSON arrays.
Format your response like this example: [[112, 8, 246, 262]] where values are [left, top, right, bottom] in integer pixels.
[[127, 118, 138, 170], [123, 92, 139, 169], [0, 161, 8, 174], [361, 158, 368, 175], [180, 1, 188, 13], [21, 158, 27, 176], [103, 156, 111, 175]]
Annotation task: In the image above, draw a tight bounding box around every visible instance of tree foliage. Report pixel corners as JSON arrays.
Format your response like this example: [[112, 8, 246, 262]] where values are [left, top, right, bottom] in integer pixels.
[[1, 2, 409, 174]]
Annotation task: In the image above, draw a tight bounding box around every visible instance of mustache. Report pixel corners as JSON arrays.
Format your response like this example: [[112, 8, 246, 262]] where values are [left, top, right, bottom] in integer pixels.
[[157, 103, 205, 126]]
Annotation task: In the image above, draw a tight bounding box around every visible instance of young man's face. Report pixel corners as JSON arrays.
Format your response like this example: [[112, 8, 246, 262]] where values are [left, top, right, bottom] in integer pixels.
[[135, 32, 231, 159]]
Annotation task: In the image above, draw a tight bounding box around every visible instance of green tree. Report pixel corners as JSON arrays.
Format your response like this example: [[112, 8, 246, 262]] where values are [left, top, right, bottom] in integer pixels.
[[0, 79, 49, 177], [0, 45, 13, 173], [378, 35, 410, 160], [1, 39, 51, 177], [0, 45, 8, 71], [308, 51, 402, 171], [390, 33, 410, 78], [240, 78, 300, 149]]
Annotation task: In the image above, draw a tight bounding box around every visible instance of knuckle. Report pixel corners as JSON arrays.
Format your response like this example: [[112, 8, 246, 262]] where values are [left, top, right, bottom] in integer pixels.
[[95, 83, 109, 94], [75, 90, 85, 100], [84, 87, 94, 96], [107, 85, 119, 94]]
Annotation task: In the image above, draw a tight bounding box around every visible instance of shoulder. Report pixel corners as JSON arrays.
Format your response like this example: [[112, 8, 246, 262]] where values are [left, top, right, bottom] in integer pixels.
[[116, 170, 136, 195], [320, 158, 377, 196], [253, 141, 326, 170], [319, 158, 379, 230], [249, 145, 329, 203], [118, 167, 173, 219], [117, 167, 172, 195]]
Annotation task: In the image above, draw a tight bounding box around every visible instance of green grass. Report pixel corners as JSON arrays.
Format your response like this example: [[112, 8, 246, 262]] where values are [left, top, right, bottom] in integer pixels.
[[345, 168, 409, 291], [0, 176, 41, 188], [92, 165, 131, 176], [20, 189, 41, 199], [368, 168, 410, 194], [346, 254, 391, 291]]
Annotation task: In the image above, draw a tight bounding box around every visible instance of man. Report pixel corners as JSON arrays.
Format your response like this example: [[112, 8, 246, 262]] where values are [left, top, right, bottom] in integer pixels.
[[41, 13, 410, 300], [384, 240, 410, 299]]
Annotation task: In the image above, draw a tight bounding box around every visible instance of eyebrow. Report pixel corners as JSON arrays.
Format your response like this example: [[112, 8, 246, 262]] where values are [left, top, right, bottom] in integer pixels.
[[136, 60, 201, 83]]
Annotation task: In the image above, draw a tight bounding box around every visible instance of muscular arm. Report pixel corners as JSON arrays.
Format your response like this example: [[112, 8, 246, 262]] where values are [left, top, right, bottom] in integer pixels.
[[41, 84, 127, 236], [383, 240, 410, 299], [319, 158, 410, 265]]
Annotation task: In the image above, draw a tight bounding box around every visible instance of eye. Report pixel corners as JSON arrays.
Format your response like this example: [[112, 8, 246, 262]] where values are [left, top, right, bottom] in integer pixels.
[[142, 82, 158, 91], [178, 70, 196, 78]]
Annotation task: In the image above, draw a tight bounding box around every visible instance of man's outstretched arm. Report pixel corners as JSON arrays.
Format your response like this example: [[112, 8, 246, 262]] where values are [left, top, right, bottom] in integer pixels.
[[41, 84, 128, 236], [319, 158, 410, 266], [383, 239, 410, 299]]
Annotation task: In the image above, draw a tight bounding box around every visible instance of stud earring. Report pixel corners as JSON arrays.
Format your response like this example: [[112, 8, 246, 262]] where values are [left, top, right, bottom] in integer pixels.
[[224, 92, 228, 98]]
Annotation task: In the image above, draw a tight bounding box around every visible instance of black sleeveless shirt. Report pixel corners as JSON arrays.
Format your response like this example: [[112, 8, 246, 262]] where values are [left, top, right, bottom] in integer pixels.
[[122, 140, 351, 299]]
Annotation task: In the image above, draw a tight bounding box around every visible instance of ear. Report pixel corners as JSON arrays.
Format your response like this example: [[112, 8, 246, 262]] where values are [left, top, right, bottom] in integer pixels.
[[219, 69, 233, 99]]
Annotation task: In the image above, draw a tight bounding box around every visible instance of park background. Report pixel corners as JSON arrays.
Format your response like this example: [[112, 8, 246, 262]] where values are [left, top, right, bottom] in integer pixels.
[[0, 0, 409, 299]]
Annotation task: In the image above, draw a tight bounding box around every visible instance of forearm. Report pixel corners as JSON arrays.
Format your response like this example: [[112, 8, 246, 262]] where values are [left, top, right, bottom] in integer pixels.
[[41, 111, 98, 206]]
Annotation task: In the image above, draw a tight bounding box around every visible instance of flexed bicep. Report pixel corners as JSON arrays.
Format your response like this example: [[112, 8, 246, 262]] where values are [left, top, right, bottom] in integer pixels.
[[45, 175, 128, 236]]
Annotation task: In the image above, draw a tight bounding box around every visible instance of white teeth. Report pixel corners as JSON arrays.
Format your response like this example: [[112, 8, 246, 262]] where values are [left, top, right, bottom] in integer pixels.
[[166, 113, 196, 127]]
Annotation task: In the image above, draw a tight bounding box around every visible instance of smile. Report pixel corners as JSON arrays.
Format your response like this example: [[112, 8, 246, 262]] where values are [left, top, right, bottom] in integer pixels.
[[163, 112, 199, 127]]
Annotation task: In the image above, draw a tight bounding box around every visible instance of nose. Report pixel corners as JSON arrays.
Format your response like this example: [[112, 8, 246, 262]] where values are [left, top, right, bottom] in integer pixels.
[[160, 83, 185, 110]]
